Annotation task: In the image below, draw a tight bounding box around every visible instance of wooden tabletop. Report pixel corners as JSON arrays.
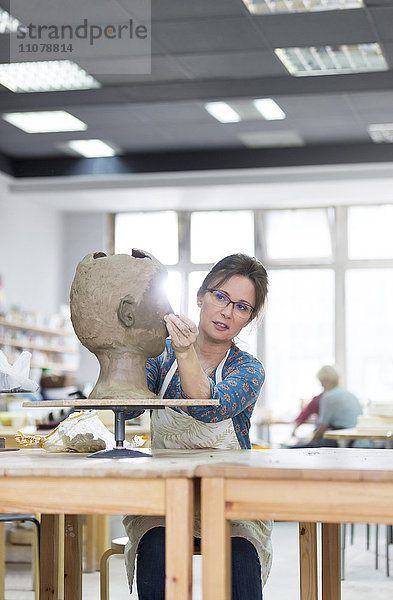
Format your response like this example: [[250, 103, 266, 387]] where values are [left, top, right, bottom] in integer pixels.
[[2, 447, 393, 482], [0, 447, 239, 479], [323, 427, 393, 440], [195, 447, 393, 482]]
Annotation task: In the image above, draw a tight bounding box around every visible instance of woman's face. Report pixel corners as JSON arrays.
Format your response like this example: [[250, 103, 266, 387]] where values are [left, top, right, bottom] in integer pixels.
[[197, 274, 256, 343]]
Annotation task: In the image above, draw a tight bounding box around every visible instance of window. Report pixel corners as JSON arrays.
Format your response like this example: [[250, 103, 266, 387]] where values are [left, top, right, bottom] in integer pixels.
[[114, 203, 393, 420], [264, 269, 335, 416], [190, 211, 254, 264], [346, 269, 393, 403], [348, 205, 393, 259], [265, 208, 332, 259], [115, 211, 178, 265]]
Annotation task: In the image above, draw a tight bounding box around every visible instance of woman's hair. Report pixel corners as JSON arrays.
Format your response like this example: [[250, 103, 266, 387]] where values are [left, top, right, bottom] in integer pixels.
[[317, 365, 339, 386], [198, 253, 268, 321]]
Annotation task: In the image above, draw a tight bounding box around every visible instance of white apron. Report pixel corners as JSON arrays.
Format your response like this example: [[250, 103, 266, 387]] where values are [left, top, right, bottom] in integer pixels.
[[123, 350, 273, 591]]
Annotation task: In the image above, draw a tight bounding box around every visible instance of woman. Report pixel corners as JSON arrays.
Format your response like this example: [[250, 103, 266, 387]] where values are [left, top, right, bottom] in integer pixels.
[[123, 253, 272, 600]]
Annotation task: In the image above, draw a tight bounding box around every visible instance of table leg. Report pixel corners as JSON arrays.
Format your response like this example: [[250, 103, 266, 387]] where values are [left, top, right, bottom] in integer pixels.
[[299, 522, 318, 600], [201, 478, 230, 600], [85, 515, 110, 572], [85, 515, 97, 573], [322, 523, 341, 600], [40, 515, 61, 600], [0, 522, 5, 600], [165, 479, 194, 600], [64, 515, 82, 600]]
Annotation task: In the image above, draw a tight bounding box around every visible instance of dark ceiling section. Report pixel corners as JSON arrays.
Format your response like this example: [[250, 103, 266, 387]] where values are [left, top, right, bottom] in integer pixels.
[[0, 0, 393, 177]]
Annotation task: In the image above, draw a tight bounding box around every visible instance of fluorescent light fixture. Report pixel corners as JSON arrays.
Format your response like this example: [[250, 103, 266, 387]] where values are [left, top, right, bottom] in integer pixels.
[[2, 111, 87, 133], [205, 102, 241, 123], [65, 139, 118, 157], [368, 124, 393, 144], [242, 0, 363, 14], [253, 98, 286, 120], [0, 60, 100, 93], [0, 8, 21, 33], [275, 43, 388, 76], [238, 131, 304, 148]]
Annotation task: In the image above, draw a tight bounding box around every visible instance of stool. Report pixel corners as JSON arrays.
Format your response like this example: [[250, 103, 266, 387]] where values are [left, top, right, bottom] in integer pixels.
[[100, 536, 201, 600], [100, 537, 128, 600]]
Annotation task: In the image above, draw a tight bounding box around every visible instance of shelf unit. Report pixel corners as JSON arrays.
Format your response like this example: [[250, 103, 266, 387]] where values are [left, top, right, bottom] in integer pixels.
[[0, 318, 79, 373]]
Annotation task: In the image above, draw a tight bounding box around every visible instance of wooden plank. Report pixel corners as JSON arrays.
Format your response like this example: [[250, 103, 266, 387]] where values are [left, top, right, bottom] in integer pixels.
[[224, 479, 393, 523], [85, 515, 110, 573], [201, 478, 230, 600], [64, 515, 82, 600], [0, 522, 5, 600], [299, 522, 318, 600], [85, 515, 98, 573], [40, 514, 60, 600], [322, 523, 341, 600], [0, 478, 166, 515], [58, 516, 65, 600], [165, 479, 194, 600]]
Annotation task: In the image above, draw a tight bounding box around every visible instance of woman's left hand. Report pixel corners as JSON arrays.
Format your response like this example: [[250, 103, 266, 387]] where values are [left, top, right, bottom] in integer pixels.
[[164, 313, 198, 353]]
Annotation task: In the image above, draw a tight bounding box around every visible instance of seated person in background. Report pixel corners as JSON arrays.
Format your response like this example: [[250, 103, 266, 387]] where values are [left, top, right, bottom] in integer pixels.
[[291, 365, 363, 448], [291, 392, 323, 437]]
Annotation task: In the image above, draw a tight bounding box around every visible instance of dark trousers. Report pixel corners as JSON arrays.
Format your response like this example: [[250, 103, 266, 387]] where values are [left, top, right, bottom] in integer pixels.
[[136, 526, 263, 600]]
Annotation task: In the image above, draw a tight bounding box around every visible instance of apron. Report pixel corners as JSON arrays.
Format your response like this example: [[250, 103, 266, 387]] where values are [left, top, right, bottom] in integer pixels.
[[123, 350, 273, 591]]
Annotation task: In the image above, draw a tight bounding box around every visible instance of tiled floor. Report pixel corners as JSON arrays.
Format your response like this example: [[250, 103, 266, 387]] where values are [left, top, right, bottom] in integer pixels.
[[4, 521, 393, 599]]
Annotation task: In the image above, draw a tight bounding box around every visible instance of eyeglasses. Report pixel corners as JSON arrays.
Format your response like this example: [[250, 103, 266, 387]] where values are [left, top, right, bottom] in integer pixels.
[[207, 289, 254, 320]]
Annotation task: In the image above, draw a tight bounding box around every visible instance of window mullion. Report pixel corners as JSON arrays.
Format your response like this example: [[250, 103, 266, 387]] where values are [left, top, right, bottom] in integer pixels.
[[334, 205, 347, 386]]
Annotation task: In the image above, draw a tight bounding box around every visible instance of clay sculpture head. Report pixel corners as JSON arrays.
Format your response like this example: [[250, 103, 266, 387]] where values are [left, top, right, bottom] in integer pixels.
[[70, 249, 171, 399]]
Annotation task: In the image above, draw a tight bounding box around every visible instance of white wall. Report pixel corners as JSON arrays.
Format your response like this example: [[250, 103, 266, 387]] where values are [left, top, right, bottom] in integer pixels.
[[60, 212, 110, 387], [0, 173, 62, 317]]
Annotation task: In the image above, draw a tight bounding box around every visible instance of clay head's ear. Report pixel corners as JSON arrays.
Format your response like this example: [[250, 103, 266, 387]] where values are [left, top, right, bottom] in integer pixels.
[[117, 295, 135, 327]]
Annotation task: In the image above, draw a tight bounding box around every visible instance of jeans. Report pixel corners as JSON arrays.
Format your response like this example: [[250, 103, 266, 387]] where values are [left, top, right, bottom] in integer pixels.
[[136, 526, 263, 600]]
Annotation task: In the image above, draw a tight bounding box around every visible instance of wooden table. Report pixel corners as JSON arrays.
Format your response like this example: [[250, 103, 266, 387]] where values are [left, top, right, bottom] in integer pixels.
[[324, 427, 393, 448], [196, 448, 393, 600], [0, 448, 213, 600]]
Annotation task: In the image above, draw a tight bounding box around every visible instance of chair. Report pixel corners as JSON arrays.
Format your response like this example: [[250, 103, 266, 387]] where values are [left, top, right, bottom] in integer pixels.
[[100, 535, 201, 600], [0, 513, 40, 600], [100, 537, 128, 600]]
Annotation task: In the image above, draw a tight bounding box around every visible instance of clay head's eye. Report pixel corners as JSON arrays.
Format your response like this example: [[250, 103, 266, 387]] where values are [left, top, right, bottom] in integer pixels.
[[93, 252, 107, 259]]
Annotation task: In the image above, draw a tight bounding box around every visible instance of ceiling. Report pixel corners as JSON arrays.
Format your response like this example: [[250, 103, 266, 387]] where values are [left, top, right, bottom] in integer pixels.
[[1, 0, 393, 179]]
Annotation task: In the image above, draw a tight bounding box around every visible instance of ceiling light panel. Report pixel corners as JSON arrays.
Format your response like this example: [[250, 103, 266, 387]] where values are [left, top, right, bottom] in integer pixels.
[[205, 102, 241, 123], [253, 98, 286, 120], [238, 131, 304, 148], [2, 111, 88, 133], [0, 60, 100, 93], [242, 0, 363, 14], [275, 43, 388, 76], [0, 8, 21, 33], [368, 124, 393, 144], [65, 139, 118, 157]]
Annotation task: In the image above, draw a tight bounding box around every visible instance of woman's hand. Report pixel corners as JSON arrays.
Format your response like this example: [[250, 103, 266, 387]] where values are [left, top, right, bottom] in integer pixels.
[[164, 313, 198, 353]]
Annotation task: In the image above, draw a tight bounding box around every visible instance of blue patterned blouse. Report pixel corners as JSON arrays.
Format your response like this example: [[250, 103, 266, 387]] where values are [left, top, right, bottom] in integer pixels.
[[124, 339, 265, 449]]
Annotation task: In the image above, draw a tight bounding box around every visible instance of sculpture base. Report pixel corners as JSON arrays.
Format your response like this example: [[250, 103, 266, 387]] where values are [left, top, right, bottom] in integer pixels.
[[87, 447, 151, 459]]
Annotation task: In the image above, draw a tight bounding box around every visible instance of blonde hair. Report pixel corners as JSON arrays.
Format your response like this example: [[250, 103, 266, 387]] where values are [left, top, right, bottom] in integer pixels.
[[317, 365, 339, 386]]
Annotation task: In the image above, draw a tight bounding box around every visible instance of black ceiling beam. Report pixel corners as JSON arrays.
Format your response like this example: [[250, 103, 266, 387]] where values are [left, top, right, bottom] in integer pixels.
[[0, 151, 13, 176], [10, 142, 393, 178], [1, 69, 393, 111]]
